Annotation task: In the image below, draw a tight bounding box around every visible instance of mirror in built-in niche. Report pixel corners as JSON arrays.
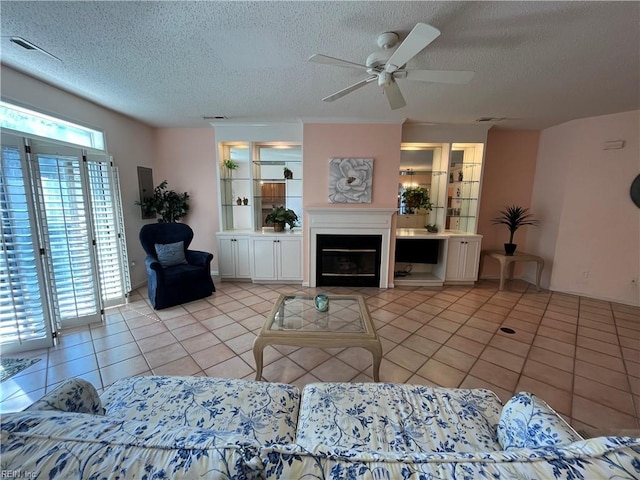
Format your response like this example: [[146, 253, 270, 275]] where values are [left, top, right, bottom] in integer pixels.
[[397, 146, 435, 229]]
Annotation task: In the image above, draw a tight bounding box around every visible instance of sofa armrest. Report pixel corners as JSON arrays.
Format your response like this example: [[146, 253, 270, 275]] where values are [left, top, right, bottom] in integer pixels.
[[497, 391, 582, 449], [186, 249, 213, 267], [25, 377, 104, 414]]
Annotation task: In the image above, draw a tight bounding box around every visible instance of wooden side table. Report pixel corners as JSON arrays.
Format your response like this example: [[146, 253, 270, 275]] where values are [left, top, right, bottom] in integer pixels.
[[480, 250, 544, 291]]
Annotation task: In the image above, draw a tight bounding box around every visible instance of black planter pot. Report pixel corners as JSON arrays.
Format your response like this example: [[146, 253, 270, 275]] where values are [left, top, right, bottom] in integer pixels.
[[504, 243, 517, 256]]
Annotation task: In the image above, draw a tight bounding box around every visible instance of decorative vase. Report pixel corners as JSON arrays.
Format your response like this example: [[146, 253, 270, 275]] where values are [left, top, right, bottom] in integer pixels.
[[273, 222, 284, 232], [504, 243, 517, 256], [314, 294, 329, 312], [243, 197, 248, 205], [284, 170, 293, 180], [236, 197, 242, 205]]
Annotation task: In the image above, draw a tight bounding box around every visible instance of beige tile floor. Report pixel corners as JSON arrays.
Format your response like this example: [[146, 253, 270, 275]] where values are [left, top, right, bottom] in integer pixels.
[[1, 279, 639, 434]]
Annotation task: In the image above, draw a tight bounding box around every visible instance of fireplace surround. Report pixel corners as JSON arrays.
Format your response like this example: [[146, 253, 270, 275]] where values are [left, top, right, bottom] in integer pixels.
[[306, 207, 396, 288]]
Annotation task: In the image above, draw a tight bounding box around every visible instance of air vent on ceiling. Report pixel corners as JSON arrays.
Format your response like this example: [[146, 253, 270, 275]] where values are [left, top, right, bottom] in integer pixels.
[[203, 116, 228, 120], [476, 117, 506, 123], [9, 36, 61, 61]]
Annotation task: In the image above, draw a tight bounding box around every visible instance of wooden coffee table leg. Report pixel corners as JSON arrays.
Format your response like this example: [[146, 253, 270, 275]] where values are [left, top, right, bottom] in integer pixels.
[[253, 338, 265, 381], [366, 341, 383, 382]]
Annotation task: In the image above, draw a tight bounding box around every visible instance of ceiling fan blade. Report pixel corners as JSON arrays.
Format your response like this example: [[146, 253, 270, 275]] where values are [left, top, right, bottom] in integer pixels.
[[385, 23, 441, 73], [322, 75, 377, 102], [404, 69, 475, 84], [309, 54, 369, 71], [384, 80, 406, 110]]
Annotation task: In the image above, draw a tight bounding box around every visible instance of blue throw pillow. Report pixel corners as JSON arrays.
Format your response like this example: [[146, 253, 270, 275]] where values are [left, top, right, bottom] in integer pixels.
[[155, 241, 188, 268]]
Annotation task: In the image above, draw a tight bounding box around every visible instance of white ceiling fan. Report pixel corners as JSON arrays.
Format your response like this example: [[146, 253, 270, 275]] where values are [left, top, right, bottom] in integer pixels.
[[309, 23, 475, 110]]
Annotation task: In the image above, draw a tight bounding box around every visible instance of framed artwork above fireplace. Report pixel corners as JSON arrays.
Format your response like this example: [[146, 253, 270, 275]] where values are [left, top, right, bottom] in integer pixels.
[[328, 158, 373, 203]]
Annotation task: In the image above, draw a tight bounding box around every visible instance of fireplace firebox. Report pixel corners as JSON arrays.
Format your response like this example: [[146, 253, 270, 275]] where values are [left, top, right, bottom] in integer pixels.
[[316, 234, 382, 287]]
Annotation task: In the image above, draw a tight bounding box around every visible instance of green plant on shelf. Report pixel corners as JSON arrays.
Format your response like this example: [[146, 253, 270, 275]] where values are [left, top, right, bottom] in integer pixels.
[[223, 159, 239, 170], [265, 205, 298, 231], [401, 186, 433, 214]]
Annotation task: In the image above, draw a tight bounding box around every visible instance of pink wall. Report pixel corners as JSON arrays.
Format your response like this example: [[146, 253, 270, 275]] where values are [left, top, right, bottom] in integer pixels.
[[303, 123, 402, 207], [154, 128, 219, 270], [302, 123, 403, 282], [477, 130, 540, 277]]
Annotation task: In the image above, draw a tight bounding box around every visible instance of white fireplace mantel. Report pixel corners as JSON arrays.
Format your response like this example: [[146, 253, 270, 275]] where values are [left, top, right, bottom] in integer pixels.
[[306, 207, 396, 288]]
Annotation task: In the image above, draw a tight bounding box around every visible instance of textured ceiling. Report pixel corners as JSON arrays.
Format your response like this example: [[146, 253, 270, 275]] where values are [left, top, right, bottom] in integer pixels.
[[1, 1, 638, 130]]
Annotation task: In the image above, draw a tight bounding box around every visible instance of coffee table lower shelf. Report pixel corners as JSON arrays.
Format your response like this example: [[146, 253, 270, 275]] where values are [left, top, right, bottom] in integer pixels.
[[253, 334, 382, 382]]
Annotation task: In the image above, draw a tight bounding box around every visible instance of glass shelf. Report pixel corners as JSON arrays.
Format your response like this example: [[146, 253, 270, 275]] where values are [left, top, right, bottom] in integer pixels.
[[253, 160, 301, 166], [259, 177, 301, 182]]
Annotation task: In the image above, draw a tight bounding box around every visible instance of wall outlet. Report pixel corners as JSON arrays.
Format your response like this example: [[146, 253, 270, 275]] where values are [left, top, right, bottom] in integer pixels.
[[581, 271, 589, 279]]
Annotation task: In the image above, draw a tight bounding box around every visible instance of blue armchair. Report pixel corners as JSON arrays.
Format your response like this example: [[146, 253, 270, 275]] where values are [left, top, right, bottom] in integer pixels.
[[139, 223, 215, 309]]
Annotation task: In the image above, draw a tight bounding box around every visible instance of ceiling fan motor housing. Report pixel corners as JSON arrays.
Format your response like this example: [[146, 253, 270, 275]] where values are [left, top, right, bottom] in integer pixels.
[[366, 50, 393, 72]]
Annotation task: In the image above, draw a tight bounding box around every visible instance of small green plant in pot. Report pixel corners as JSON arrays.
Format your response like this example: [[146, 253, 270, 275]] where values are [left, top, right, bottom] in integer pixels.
[[401, 186, 433, 214], [223, 159, 238, 170], [265, 205, 298, 232], [136, 180, 189, 223], [492, 205, 539, 255], [283, 167, 293, 179]]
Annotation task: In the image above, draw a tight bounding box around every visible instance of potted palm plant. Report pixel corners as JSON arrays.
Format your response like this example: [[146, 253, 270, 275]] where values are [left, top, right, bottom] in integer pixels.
[[492, 205, 539, 255], [265, 205, 298, 232]]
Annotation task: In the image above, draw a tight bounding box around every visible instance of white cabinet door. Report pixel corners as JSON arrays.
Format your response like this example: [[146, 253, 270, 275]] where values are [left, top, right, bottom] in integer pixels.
[[251, 237, 277, 280], [251, 236, 302, 281], [217, 237, 237, 278], [234, 237, 252, 278], [217, 235, 251, 279], [460, 236, 482, 281], [278, 237, 302, 281], [445, 238, 465, 281], [445, 236, 482, 282]]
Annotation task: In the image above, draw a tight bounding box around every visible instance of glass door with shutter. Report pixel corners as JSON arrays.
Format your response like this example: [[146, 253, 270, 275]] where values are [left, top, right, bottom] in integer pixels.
[[86, 156, 130, 308], [0, 102, 130, 352], [29, 140, 102, 329], [0, 134, 53, 352]]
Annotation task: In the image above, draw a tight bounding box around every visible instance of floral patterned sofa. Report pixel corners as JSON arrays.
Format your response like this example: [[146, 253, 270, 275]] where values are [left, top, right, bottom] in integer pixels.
[[1, 376, 639, 479]]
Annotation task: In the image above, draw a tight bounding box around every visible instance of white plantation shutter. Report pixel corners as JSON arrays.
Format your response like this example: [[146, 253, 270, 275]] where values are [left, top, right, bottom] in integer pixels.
[[86, 156, 130, 307], [29, 140, 102, 329], [0, 134, 53, 352]]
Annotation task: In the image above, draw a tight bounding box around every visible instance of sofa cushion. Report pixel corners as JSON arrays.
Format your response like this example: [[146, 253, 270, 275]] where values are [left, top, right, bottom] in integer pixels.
[[1, 410, 263, 479], [25, 377, 104, 414], [261, 436, 640, 480], [497, 391, 583, 449], [296, 383, 503, 454], [101, 376, 300, 445], [155, 240, 188, 267]]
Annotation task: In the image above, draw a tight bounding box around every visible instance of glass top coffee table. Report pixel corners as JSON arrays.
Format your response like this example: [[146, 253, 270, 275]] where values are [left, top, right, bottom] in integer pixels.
[[253, 294, 382, 381]]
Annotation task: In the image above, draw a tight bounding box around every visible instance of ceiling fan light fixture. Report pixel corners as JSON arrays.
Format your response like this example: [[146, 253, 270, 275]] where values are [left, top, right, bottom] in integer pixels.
[[378, 71, 392, 88]]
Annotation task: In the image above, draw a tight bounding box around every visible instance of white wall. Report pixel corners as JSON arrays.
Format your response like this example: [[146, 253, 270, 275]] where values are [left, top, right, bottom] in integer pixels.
[[1, 66, 156, 288], [528, 110, 640, 305]]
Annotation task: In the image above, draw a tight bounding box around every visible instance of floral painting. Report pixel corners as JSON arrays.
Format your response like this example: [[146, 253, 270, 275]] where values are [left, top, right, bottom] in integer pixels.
[[328, 158, 374, 203]]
